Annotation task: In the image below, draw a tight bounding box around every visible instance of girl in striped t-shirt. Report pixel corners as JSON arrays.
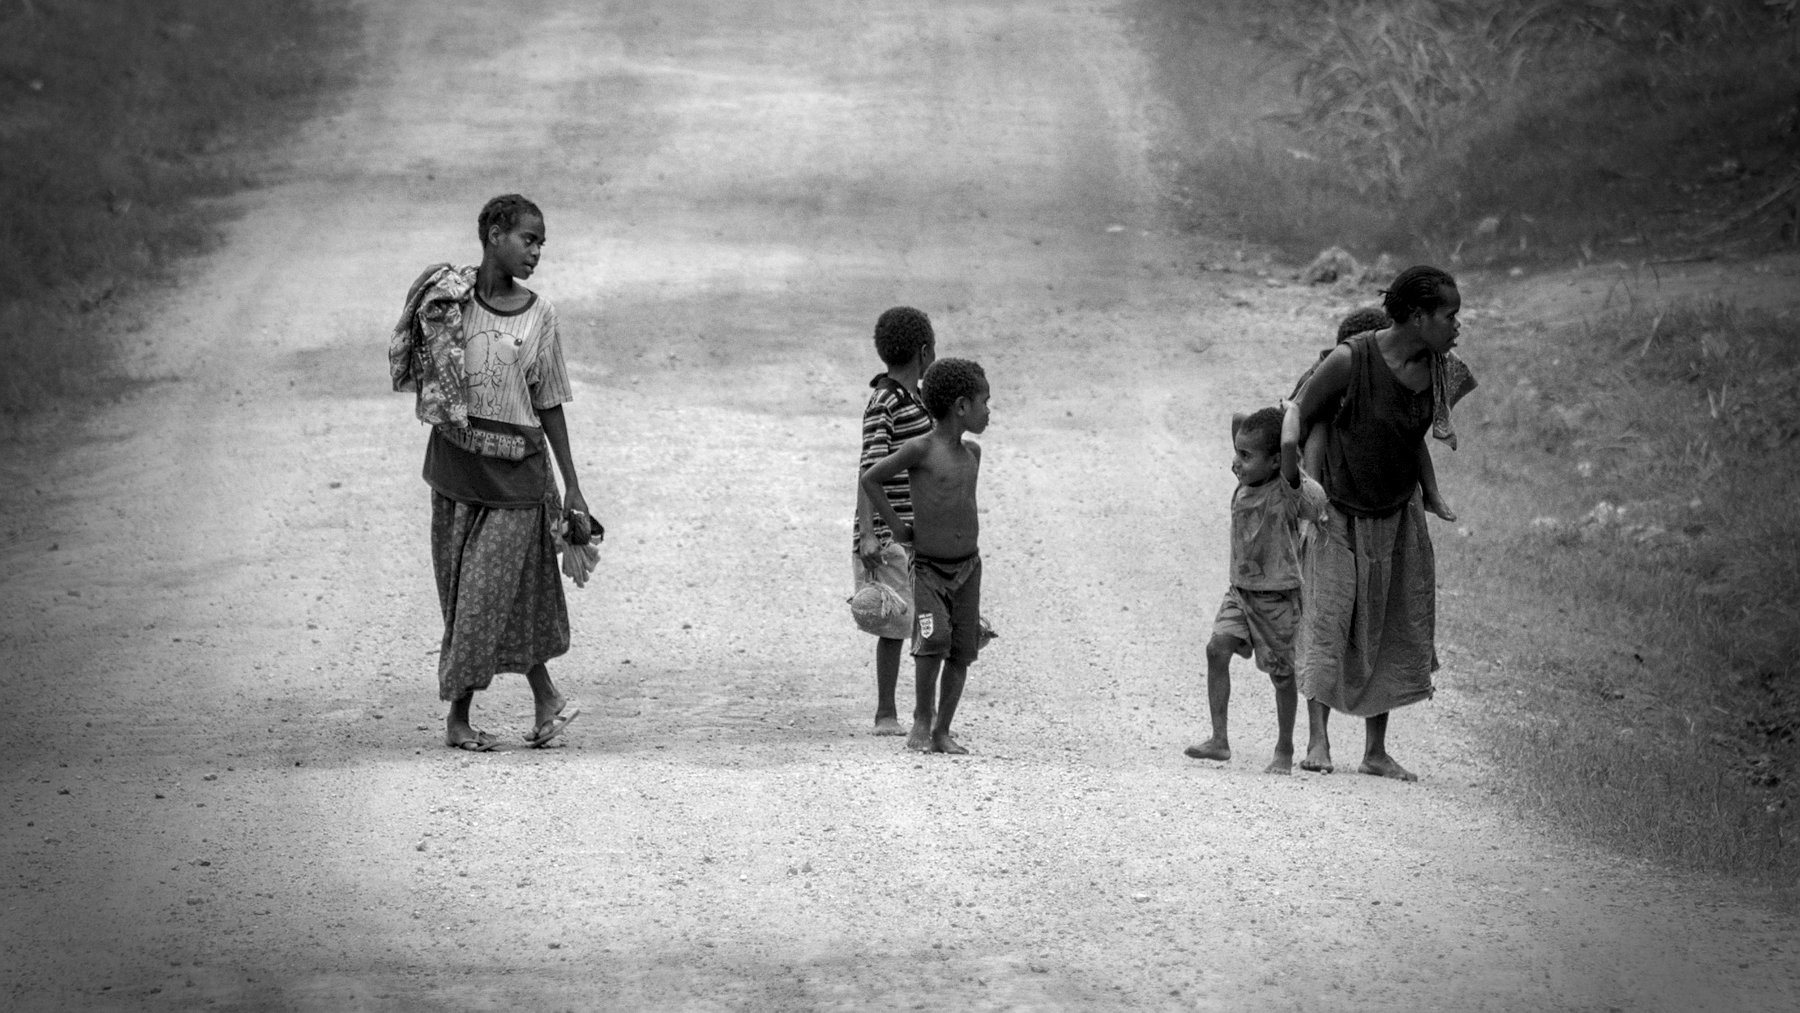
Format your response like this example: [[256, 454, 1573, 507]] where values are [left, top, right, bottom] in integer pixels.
[[852, 307, 936, 734]]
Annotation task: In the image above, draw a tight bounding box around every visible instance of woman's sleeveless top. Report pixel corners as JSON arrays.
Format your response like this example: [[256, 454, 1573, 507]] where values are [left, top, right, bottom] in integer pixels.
[[1321, 333, 1434, 518]]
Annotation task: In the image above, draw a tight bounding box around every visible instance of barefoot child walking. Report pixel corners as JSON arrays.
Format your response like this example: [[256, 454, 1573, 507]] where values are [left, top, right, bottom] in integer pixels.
[[1185, 407, 1326, 774], [389, 194, 590, 751], [860, 358, 991, 754], [850, 307, 936, 735]]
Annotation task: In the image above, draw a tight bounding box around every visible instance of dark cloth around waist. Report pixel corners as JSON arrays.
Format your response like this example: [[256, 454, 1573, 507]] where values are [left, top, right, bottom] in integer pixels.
[[423, 416, 551, 508]]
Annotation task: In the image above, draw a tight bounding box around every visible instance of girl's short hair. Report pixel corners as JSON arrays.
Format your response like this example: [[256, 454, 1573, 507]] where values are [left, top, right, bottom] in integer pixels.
[[1380, 265, 1457, 324], [477, 194, 543, 245]]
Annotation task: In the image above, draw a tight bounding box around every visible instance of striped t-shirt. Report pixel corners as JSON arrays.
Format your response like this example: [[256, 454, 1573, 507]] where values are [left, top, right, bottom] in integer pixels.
[[855, 374, 933, 546], [460, 290, 573, 427]]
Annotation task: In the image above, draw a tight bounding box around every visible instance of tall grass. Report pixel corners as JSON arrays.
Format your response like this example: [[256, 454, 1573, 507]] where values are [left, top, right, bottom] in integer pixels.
[[0, 0, 354, 417], [1445, 299, 1800, 895], [1136, 0, 1799, 263], [1269, 0, 1558, 198]]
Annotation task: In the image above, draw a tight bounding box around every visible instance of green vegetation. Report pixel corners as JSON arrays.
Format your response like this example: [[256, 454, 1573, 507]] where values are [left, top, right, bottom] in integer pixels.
[[1138, 0, 1799, 264], [0, 0, 355, 417]]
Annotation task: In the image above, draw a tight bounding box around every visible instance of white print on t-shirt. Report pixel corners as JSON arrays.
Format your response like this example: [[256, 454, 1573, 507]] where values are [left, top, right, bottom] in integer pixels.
[[464, 329, 524, 420]]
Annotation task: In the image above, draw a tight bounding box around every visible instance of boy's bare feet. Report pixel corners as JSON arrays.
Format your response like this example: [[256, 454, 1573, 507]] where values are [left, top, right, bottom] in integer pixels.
[[1300, 741, 1334, 773], [931, 732, 968, 755], [873, 714, 904, 736], [1183, 738, 1230, 761], [1359, 753, 1417, 781], [1264, 749, 1294, 775], [906, 720, 932, 752]]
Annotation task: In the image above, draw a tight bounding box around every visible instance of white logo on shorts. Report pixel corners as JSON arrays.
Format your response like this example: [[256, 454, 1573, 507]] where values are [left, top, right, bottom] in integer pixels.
[[918, 614, 934, 639]]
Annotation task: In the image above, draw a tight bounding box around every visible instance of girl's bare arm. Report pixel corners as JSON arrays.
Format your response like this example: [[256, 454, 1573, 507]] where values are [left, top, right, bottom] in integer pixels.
[[538, 404, 586, 517]]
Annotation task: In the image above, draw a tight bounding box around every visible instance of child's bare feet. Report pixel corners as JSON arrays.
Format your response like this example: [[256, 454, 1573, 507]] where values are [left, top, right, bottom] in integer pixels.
[[873, 714, 904, 736], [906, 719, 932, 752], [931, 732, 968, 755], [1359, 752, 1417, 781], [1264, 749, 1294, 775], [1300, 741, 1334, 773], [1183, 738, 1230, 761]]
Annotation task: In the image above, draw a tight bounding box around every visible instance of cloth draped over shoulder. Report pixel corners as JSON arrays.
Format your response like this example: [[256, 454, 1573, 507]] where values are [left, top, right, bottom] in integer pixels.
[[389, 263, 479, 428], [1431, 351, 1478, 450]]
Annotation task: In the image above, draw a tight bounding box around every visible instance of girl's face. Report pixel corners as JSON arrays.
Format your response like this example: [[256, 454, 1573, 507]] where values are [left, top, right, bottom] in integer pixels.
[[488, 213, 546, 280], [1416, 284, 1461, 355]]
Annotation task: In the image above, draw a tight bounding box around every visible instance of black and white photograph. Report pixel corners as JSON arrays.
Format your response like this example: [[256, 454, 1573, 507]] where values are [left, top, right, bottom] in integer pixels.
[[3, 1, 1797, 1008]]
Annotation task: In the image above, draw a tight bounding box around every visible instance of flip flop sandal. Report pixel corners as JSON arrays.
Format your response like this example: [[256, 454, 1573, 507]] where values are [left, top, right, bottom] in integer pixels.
[[525, 709, 581, 748], [447, 730, 500, 752]]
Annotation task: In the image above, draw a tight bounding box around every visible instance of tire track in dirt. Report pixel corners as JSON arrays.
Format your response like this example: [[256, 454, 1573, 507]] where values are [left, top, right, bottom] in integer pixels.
[[2, 1, 1797, 1009]]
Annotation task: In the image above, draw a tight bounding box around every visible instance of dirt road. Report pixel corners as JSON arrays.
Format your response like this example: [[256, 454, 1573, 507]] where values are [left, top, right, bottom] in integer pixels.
[[4, 1, 1797, 1009]]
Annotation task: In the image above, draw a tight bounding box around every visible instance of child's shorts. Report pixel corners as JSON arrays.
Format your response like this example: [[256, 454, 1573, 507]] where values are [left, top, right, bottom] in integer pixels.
[[850, 540, 913, 640], [1211, 585, 1299, 683], [912, 550, 982, 666]]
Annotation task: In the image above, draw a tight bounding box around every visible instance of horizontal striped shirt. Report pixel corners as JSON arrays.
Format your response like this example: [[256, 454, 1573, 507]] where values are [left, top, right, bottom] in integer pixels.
[[460, 290, 572, 427], [855, 374, 932, 545]]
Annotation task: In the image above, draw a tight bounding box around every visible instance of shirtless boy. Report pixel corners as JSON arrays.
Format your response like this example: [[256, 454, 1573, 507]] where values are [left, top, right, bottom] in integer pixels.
[[859, 358, 991, 754]]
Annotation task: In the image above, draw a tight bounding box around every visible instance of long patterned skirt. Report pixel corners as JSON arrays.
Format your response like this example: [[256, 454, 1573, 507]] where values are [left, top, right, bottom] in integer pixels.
[[1296, 496, 1438, 717], [431, 492, 570, 701]]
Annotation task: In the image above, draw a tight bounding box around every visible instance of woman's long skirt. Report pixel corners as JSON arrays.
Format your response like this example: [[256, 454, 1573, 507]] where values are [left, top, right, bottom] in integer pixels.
[[1296, 496, 1438, 716], [431, 492, 569, 701]]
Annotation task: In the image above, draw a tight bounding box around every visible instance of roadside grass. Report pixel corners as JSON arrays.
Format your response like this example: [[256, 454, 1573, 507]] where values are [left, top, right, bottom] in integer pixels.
[[1135, 0, 1800, 898], [0, 0, 355, 420], [1133, 0, 1800, 265], [1442, 298, 1800, 897]]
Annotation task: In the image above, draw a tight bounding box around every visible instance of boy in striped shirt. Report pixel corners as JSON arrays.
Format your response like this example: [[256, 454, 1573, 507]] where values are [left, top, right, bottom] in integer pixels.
[[853, 307, 936, 734]]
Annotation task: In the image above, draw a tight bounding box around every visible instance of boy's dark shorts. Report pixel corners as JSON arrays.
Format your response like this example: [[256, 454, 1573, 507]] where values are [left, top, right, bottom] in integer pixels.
[[1211, 585, 1299, 684], [911, 551, 982, 666]]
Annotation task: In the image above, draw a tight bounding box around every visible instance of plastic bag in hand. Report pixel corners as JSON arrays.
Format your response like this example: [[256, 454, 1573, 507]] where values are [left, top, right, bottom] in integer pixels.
[[562, 543, 600, 588]]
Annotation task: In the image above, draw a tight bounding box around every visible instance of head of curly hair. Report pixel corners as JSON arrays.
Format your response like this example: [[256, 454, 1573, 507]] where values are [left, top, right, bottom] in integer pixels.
[[872, 306, 934, 366], [477, 194, 544, 246], [921, 357, 987, 420], [1380, 265, 1457, 325], [1237, 405, 1284, 456], [1335, 306, 1391, 343]]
